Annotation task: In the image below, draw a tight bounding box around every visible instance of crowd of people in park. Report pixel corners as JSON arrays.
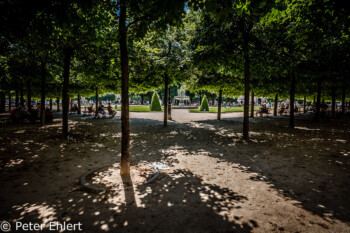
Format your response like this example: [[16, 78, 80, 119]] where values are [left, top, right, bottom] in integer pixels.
[[3, 95, 350, 123], [85, 102, 117, 118], [7, 102, 53, 123]]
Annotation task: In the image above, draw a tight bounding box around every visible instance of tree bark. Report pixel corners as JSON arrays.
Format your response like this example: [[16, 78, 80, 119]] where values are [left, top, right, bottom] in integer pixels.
[[95, 87, 99, 118], [164, 74, 168, 127], [304, 95, 306, 114], [40, 62, 46, 126], [274, 94, 278, 116], [242, 24, 250, 140], [141, 94, 144, 105], [250, 91, 254, 118], [57, 97, 60, 112], [290, 72, 295, 128], [168, 87, 172, 120], [315, 79, 321, 123], [27, 80, 32, 111], [119, 0, 130, 176], [20, 81, 24, 107], [8, 93, 11, 112], [78, 94, 81, 115], [15, 86, 19, 107], [331, 87, 336, 118], [70, 96, 73, 110], [342, 86, 346, 118], [49, 99, 52, 110], [0, 91, 5, 112], [62, 48, 73, 138], [68, 96, 70, 112], [217, 89, 222, 120]]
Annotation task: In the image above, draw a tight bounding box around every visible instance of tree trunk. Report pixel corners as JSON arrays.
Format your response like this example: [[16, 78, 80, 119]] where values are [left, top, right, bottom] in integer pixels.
[[164, 74, 168, 127], [49, 99, 52, 110], [242, 25, 250, 140], [217, 89, 222, 120], [68, 96, 70, 112], [290, 72, 295, 128], [148, 92, 152, 103], [62, 48, 73, 138], [57, 97, 60, 112], [313, 95, 316, 105], [27, 80, 32, 111], [119, 0, 130, 176], [274, 94, 278, 116], [95, 87, 99, 118], [40, 63, 46, 126], [199, 94, 202, 105], [168, 87, 172, 120], [342, 86, 346, 118], [315, 79, 321, 123], [15, 86, 19, 107], [78, 94, 81, 115], [331, 87, 336, 118], [304, 95, 307, 114], [169, 88, 171, 104], [8, 93, 11, 112], [141, 94, 144, 105], [70, 96, 73, 110], [20, 81, 24, 107], [0, 91, 5, 112], [250, 91, 254, 118]]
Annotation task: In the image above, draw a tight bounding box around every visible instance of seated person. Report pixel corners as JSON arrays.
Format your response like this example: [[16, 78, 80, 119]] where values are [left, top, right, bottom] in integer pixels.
[[88, 104, 95, 113], [71, 103, 78, 112], [256, 104, 269, 117], [294, 105, 299, 113], [279, 106, 285, 115], [107, 103, 116, 117], [98, 102, 105, 114]]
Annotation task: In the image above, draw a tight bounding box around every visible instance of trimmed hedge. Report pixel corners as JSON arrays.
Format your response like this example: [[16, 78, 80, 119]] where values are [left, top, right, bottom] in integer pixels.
[[200, 95, 209, 111], [150, 92, 162, 111]]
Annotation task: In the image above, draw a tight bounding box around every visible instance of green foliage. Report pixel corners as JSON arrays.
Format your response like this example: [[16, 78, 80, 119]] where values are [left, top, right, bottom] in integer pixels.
[[200, 95, 209, 111], [86, 93, 116, 101], [117, 106, 151, 112], [150, 92, 162, 111]]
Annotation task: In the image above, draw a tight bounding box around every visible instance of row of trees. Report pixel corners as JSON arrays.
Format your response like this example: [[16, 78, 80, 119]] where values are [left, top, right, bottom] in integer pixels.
[[1, 0, 349, 176]]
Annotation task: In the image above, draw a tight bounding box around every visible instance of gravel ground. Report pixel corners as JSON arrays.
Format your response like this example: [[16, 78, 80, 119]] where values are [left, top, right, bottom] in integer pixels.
[[0, 109, 349, 233]]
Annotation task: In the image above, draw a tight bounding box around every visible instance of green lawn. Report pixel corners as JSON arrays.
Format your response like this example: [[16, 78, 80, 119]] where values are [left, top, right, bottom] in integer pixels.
[[189, 106, 260, 113], [116, 105, 162, 112]]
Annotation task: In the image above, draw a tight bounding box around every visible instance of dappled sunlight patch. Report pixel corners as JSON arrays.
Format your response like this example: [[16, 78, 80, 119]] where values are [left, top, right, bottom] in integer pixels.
[[5, 158, 23, 167], [14, 130, 27, 134], [87, 164, 157, 192], [12, 203, 57, 225], [295, 126, 321, 131], [335, 139, 347, 144]]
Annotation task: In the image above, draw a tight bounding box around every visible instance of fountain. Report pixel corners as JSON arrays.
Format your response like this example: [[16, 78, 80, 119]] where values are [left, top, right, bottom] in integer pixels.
[[174, 87, 191, 106]]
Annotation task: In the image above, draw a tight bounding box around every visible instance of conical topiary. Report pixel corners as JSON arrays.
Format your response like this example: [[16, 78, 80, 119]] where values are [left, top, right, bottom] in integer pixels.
[[150, 92, 162, 111], [200, 95, 209, 111]]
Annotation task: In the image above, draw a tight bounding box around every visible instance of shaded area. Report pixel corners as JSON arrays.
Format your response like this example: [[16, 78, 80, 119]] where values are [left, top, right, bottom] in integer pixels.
[[0, 112, 350, 232]]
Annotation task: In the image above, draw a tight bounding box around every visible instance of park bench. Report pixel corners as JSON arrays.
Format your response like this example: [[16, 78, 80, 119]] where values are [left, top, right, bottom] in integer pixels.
[[93, 108, 117, 119], [256, 107, 270, 117]]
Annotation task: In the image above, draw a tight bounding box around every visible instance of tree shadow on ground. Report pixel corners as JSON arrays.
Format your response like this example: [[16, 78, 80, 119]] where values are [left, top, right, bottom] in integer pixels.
[[1, 114, 350, 231], [181, 116, 350, 223], [4, 169, 257, 233]]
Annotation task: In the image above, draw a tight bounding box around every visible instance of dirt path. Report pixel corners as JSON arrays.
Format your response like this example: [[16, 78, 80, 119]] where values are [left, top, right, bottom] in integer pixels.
[[0, 110, 349, 232]]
